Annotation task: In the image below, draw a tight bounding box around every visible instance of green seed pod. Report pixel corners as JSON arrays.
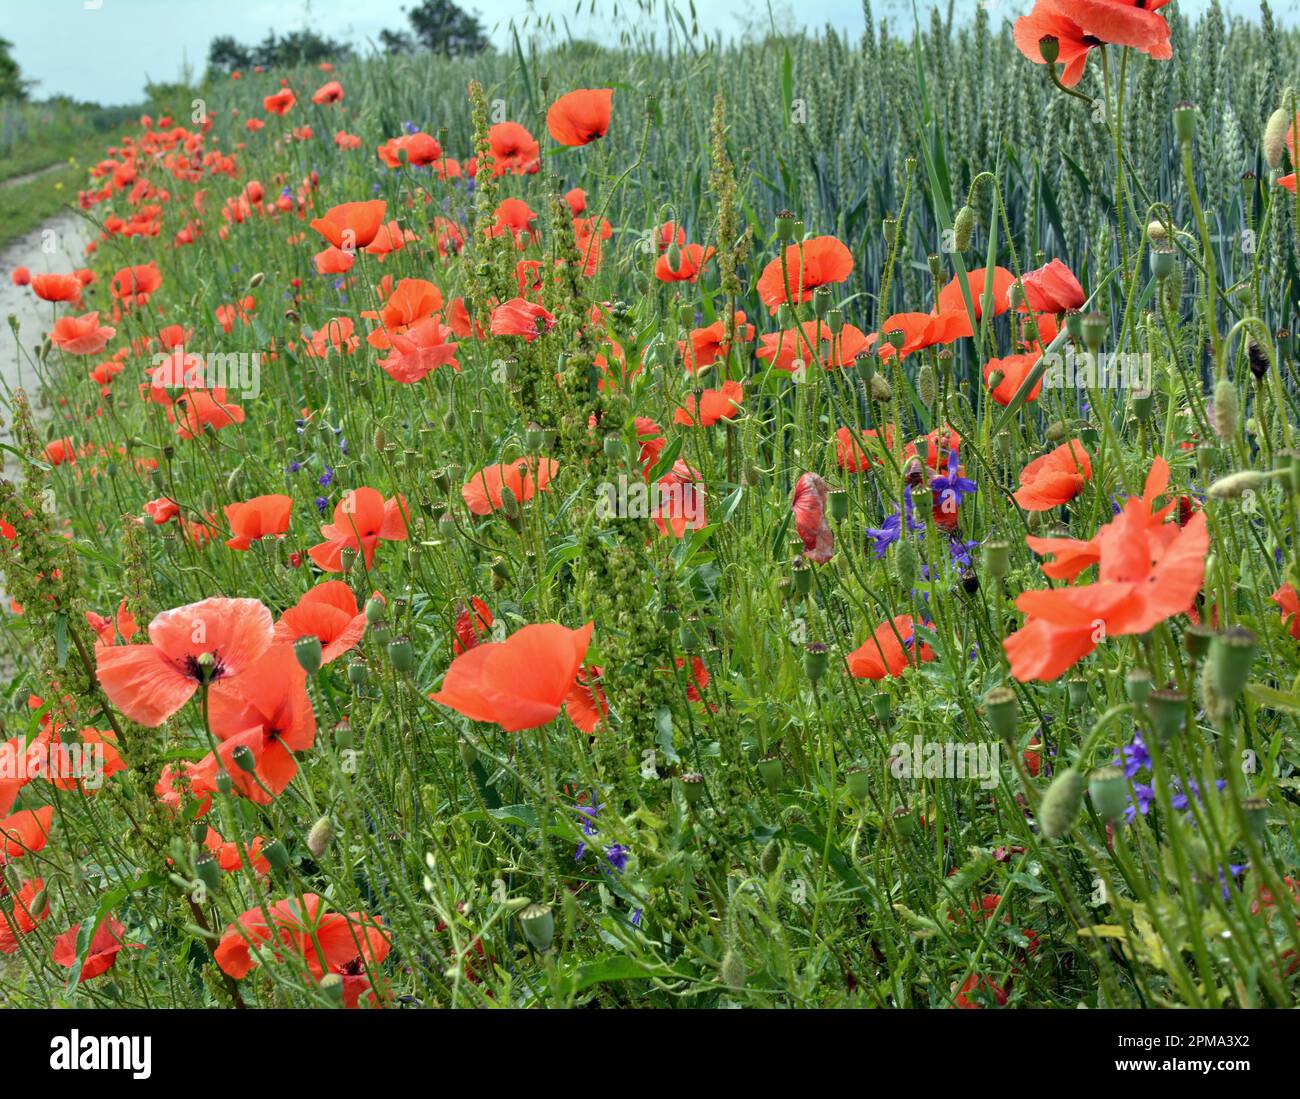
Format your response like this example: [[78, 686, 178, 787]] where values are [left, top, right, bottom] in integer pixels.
[[1039, 767, 1086, 839], [871, 692, 892, 724], [319, 973, 345, 1005], [1172, 101, 1197, 144], [826, 307, 844, 335], [1184, 623, 1213, 663], [791, 555, 813, 596], [307, 816, 334, 859], [191, 820, 210, 843], [775, 210, 796, 242], [231, 745, 256, 773], [1150, 246, 1175, 281], [678, 772, 706, 805], [293, 634, 323, 675], [827, 487, 847, 521], [812, 286, 832, 318], [982, 539, 1011, 578], [845, 766, 870, 802], [1147, 688, 1187, 741], [895, 538, 919, 592], [984, 686, 1019, 742], [1243, 797, 1270, 842], [1132, 390, 1154, 421], [262, 838, 290, 870], [1124, 668, 1153, 705], [1038, 35, 1060, 64], [804, 642, 829, 683], [365, 597, 387, 625], [339, 546, 358, 575], [347, 658, 370, 687], [1208, 627, 1257, 704], [953, 205, 976, 252], [195, 852, 221, 892], [1088, 766, 1129, 823], [1082, 311, 1107, 352], [216, 770, 234, 795], [756, 754, 784, 793], [388, 634, 416, 674], [519, 902, 555, 953]]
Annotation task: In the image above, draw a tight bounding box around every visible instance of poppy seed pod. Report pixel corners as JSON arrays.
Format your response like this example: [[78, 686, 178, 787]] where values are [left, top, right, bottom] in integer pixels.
[[845, 766, 871, 802], [388, 635, 416, 674], [1088, 766, 1129, 823], [1082, 311, 1107, 352], [813, 286, 833, 318], [791, 555, 813, 596], [1039, 767, 1085, 839], [775, 209, 797, 242], [191, 820, 210, 843], [307, 816, 334, 859], [319, 973, 345, 1005], [216, 770, 234, 795], [1131, 389, 1154, 421], [1037, 34, 1060, 64], [1065, 309, 1084, 342], [1172, 101, 1197, 144], [1184, 623, 1213, 663], [262, 838, 291, 871], [757, 754, 785, 792], [347, 658, 370, 687], [293, 634, 323, 675], [1147, 688, 1187, 741], [1124, 668, 1153, 705], [339, 546, 358, 574], [1151, 246, 1175, 281], [519, 903, 555, 953], [525, 421, 546, 451], [871, 692, 891, 723], [1212, 379, 1239, 441], [982, 538, 1010, 579], [953, 205, 976, 252], [984, 685, 1019, 741], [678, 772, 706, 805], [1243, 796, 1270, 843], [195, 853, 221, 892], [826, 307, 844, 335], [828, 487, 848, 521], [804, 641, 829, 683], [231, 745, 257, 773], [1208, 626, 1257, 704], [928, 253, 945, 281], [854, 349, 876, 381], [1067, 677, 1089, 709]]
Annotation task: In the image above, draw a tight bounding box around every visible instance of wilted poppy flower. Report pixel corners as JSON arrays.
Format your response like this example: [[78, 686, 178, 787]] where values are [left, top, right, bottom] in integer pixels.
[[847, 614, 934, 680], [792, 472, 834, 563], [309, 488, 410, 572], [430, 621, 595, 732], [50, 311, 116, 356], [52, 915, 140, 982], [462, 458, 558, 515], [546, 88, 613, 146], [0, 806, 53, 861], [756, 236, 853, 313], [453, 598, 494, 654], [651, 459, 706, 539], [309, 199, 388, 250], [96, 596, 275, 726], [1014, 439, 1091, 511], [675, 380, 743, 427], [1018, 258, 1085, 314], [984, 352, 1043, 407], [490, 297, 556, 341], [144, 496, 179, 525], [274, 581, 368, 664], [224, 494, 292, 551]]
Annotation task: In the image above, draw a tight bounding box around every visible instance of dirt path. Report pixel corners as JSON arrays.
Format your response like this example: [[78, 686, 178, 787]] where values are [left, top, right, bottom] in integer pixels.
[[0, 211, 94, 473], [0, 162, 65, 191]]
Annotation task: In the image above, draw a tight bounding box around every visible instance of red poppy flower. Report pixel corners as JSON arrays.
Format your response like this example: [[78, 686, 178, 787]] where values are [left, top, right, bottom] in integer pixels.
[[488, 197, 539, 249], [110, 262, 162, 306], [0, 878, 49, 954], [835, 425, 893, 473], [377, 131, 442, 168], [52, 915, 140, 982], [31, 272, 82, 304], [96, 596, 276, 726], [847, 614, 934, 680], [312, 80, 344, 105], [675, 379, 744, 427], [263, 88, 297, 115], [681, 311, 755, 372], [1018, 258, 1085, 314], [489, 298, 556, 341], [430, 621, 595, 732], [10, 266, 30, 287], [756, 236, 854, 313], [50, 312, 116, 356], [565, 187, 587, 214], [651, 459, 707, 538], [486, 121, 540, 175], [309, 199, 388, 250], [757, 322, 876, 370], [462, 458, 558, 515], [363, 277, 443, 347], [309, 487, 410, 572], [0, 806, 53, 861], [1014, 439, 1092, 511], [1014, 0, 1172, 89], [274, 581, 368, 664], [453, 598, 494, 654], [224, 494, 292, 551], [546, 88, 613, 146], [174, 387, 245, 439], [937, 266, 1016, 320], [378, 316, 460, 382], [654, 243, 715, 283], [1273, 583, 1300, 640], [791, 472, 834, 563], [984, 352, 1043, 407], [144, 497, 179, 525], [953, 972, 1008, 1009]]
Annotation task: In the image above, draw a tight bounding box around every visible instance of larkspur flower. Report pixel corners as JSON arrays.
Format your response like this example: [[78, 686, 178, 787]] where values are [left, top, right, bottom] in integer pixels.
[[605, 844, 629, 872]]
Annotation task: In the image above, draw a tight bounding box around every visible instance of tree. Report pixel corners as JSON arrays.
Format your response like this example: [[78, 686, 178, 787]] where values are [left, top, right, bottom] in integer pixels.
[[207, 35, 253, 74], [205, 28, 352, 77], [383, 0, 491, 57], [0, 37, 34, 102]]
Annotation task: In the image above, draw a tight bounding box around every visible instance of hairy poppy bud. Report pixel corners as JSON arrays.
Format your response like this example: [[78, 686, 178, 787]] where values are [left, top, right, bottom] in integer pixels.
[[1264, 103, 1293, 169], [1039, 767, 1085, 838], [720, 950, 746, 989], [1088, 766, 1128, 823], [895, 538, 919, 592], [1207, 470, 1269, 499], [519, 903, 554, 953], [1146, 219, 1169, 245], [760, 838, 781, 875], [917, 364, 936, 408], [293, 634, 323, 675], [307, 816, 334, 858], [869, 373, 891, 401], [953, 205, 976, 252], [373, 427, 387, 452], [1212, 378, 1239, 441]]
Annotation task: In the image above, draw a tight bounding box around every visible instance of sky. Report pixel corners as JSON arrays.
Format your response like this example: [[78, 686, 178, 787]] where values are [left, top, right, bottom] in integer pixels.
[[5, 0, 1296, 106]]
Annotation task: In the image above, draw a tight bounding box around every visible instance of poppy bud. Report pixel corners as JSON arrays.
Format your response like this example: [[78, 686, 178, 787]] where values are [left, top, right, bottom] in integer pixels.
[[757, 754, 785, 792], [1039, 767, 1085, 839], [443, 408, 457, 431], [1173, 101, 1197, 144], [1037, 35, 1059, 64], [499, 484, 520, 519], [1207, 470, 1268, 499], [917, 364, 936, 408], [293, 634, 323, 675], [231, 745, 256, 773], [1264, 104, 1292, 169], [678, 772, 706, 805], [1147, 688, 1186, 741], [983, 686, 1019, 742], [895, 538, 918, 592], [845, 766, 870, 802], [307, 816, 334, 858], [804, 641, 829, 683], [1088, 766, 1128, 823], [1212, 378, 1239, 441], [519, 903, 554, 953], [388, 635, 416, 674], [1124, 668, 1152, 705], [720, 950, 746, 990], [373, 427, 387, 451], [760, 838, 781, 874], [869, 373, 892, 401], [666, 240, 682, 271], [195, 852, 221, 891], [953, 205, 976, 252]]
